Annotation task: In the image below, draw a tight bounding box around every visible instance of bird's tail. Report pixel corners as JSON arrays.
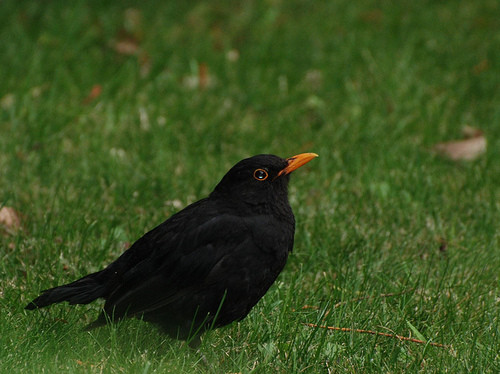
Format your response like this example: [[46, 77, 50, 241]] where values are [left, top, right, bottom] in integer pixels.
[[25, 270, 108, 310]]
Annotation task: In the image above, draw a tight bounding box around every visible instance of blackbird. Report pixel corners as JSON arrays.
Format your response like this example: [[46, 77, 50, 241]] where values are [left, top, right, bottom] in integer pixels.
[[25, 153, 317, 342]]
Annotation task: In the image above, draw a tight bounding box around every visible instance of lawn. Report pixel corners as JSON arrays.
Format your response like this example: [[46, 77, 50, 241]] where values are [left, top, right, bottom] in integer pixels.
[[1, 0, 499, 372]]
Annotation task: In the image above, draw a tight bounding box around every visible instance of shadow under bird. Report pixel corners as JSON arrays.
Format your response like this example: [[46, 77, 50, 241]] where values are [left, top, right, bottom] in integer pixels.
[[26, 153, 318, 343]]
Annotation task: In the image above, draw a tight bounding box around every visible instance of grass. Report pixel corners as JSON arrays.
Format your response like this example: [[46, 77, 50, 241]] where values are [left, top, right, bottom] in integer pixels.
[[1, 0, 499, 372]]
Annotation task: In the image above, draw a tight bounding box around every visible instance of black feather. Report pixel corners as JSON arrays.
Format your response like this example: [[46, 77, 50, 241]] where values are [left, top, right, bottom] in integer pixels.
[[25, 154, 315, 341]]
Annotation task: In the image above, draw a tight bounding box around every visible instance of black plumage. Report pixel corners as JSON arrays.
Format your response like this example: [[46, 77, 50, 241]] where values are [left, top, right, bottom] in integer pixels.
[[25, 153, 317, 342]]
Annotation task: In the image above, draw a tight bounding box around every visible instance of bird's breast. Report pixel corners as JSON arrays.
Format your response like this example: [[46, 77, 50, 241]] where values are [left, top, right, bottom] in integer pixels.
[[244, 214, 294, 256]]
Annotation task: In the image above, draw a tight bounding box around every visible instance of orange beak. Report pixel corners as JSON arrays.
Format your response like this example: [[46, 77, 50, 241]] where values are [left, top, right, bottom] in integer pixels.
[[277, 153, 318, 177]]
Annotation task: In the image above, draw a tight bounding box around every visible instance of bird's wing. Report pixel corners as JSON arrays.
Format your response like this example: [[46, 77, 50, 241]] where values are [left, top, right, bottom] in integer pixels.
[[101, 201, 256, 319]]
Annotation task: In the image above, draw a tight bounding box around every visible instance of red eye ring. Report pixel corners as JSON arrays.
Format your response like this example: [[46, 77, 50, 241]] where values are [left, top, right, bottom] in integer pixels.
[[253, 169, 268, 181]]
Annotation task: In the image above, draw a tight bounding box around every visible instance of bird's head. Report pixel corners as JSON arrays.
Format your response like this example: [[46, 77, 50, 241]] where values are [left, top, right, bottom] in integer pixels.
[[211, 153, 318, 207]]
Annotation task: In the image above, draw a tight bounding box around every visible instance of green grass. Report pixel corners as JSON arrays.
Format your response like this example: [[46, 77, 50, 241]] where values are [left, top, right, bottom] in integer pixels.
[[1, 0, 499, 372]]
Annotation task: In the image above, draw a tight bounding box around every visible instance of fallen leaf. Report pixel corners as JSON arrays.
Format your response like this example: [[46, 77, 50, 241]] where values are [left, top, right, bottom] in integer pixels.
[[359, 9, 384, 25], [198, 62, 209, 89], [0, 206, 22, 235], [139, 53, 152, 77], [472, 59, 489, 75], [210, 25, 224, 51], [461, 125, 483, 139], [82, 84, 102, 104], [182, 62, 215, 90], [433, 127, 486, 161], [112, 8, 143, 56], [113, 34, 140, 55]]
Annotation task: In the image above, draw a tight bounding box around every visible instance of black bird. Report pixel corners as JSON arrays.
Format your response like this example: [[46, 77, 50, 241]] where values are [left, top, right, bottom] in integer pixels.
[[26, 153, 317, 343]]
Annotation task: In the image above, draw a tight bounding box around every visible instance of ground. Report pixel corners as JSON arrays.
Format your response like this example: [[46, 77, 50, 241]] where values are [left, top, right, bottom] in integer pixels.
[[0, 0, 499, 372]]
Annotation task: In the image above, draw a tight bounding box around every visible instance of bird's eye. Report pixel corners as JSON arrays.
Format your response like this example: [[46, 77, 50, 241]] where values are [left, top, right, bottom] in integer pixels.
[[253, 168, 268, 181]]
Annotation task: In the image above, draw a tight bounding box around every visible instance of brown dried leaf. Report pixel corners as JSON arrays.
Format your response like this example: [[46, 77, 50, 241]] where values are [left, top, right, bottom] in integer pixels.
[[112, 9, 143, 57], [198, 62, 209, 90], [461, 125, 483, 139], [113, 35, 140, 55], [472, 59, 489, 75], [139, 53, 152, 77], [0, 206, 22, 235], [82, 84, 102, 104], [433, 128, 487, 161], [360, 9, 383, 25], [182, 62, 215, 90]]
